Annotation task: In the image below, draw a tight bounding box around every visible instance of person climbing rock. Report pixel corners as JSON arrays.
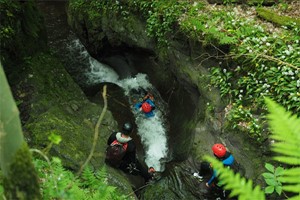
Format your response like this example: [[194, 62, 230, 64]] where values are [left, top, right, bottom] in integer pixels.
[[134, 92, 156, 118], [206, 143, 235, 188], [204, 143, 235, 199], [105, 122, 155, 183]]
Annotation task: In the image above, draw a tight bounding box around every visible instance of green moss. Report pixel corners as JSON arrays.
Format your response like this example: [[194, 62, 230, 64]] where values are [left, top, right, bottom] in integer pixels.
[[256, 7, 300, 27], [246, 0, 275, 5], [3, 143, 41, 200], [23, 53, 115, 169], [0, 0, 47, 67], [141, 183, 178, 199]]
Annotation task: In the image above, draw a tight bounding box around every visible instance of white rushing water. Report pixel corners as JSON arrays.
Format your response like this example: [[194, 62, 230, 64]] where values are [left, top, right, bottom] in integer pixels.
[[69, 39, 168, 171]]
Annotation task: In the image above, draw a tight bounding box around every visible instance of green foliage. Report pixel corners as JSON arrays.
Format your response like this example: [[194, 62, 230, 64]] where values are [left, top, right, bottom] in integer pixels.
[[0, 183, 3, 198], [210, 67, 233, 97], [265, 98, 300, 199], [20, 0, 42, 38], [0, 0, 46, 64], [193, 6, 300, 141], [4, 143, 41, 200], [33, 157, 125, 200], [203, 99, 300, 199], [262, 163, 284, 195], [126, 0, 192, 49], [0, 0, 20, 48], [226, 105, 263, 140], [144, 1, 188, 48], [48, 132, 62, 145], [205, 156, 266, 200]]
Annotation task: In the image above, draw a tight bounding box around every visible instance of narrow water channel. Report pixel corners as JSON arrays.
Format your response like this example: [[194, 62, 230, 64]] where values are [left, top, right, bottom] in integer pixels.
[[37, 1, 170, 172]]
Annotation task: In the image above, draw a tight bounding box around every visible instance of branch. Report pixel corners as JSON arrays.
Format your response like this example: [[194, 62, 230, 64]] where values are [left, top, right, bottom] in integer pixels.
[[77, 85, 108, 176], [232, 52, 300, 70]]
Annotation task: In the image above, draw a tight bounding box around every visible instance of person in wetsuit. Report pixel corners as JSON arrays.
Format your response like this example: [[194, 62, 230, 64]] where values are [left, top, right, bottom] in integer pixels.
[[106, 122, 155, 183], [134, 92, 156, 118], [206, 143, 235, 188]]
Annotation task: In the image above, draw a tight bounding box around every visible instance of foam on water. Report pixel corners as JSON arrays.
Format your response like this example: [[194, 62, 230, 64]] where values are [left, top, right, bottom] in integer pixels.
[[87, 57, 119, 84], [70, 38, 168, 172], [118, 73, 152, 94], [134, 115, 168, 171]]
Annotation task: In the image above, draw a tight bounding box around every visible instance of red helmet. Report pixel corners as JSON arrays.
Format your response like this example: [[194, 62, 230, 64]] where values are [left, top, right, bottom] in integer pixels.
[[212, 143, 226, 158], [141, 102, 152, 113]]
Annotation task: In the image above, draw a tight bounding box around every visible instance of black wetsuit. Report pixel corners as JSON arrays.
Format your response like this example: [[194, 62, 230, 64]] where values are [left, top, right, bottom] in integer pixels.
[[107, 132, 152, 182]]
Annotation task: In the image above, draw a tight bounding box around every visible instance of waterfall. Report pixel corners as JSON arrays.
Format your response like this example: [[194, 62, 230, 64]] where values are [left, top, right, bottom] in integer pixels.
[[69, 39, 168, 172]]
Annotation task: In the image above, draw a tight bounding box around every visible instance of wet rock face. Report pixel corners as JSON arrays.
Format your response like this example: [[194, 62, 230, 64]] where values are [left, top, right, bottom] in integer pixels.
[[139, 158, 229, 200]]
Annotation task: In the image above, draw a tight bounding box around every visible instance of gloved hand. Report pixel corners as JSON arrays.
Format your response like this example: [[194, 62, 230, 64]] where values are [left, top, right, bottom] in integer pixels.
[[127, 163, 139, 174], [193, 172, 203, 181]]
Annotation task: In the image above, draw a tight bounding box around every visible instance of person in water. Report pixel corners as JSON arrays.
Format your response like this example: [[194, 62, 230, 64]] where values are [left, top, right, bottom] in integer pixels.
[[134, 92, 156, 118], [206, 143, 235, 188], [106, 122, 155, 183]]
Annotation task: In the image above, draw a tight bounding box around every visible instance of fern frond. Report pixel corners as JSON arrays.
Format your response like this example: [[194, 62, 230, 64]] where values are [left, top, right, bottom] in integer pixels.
[[265, 98, 300, 148], [271, 142, 300, 158], [287, 194, 300, 200], [205, 156, 265, 200], [96, 166, 107, 180], [282, 168, 300, 176], [82, 166, 98, 188], [265, 98, 300, 198]]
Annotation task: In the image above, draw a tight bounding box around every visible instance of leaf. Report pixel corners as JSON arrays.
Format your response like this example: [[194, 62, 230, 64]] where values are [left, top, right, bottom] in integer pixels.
[[278, 175, 300, 184], [0, 64, 24, 176], [265, 98, 300, 199], [272, 143, 300, 158], [275, 186, 282, 195], [273, 156, 300, 165], [265, 186, 274, 194], [288, 195, 300, 200], [283, 168, 300, 176], [205, 156, 265, 200], [265, 163, 274, 173], [265, 178, 277, 186], [282, 184, 300, 193], [265, 98, 300, 148], [262, 172, 274, 179], [275, 167, 284, 176], [48, 133, 62, 145], [52, 157, 61, 164]]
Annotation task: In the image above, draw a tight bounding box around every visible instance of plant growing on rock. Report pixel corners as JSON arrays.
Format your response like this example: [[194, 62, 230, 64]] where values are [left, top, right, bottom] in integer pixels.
[[179, 3, 300, 141], [205, 98, 300, 199], [262, 163, 284, 196]]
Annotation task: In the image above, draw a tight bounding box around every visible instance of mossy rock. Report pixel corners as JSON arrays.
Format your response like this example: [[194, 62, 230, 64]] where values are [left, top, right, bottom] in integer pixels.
[[67, 1, 154, 56], [4, 143, 41, 200], [256, 7, 300, 27], [207, 0, 276, 5], [22, 53, 116, 170]]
